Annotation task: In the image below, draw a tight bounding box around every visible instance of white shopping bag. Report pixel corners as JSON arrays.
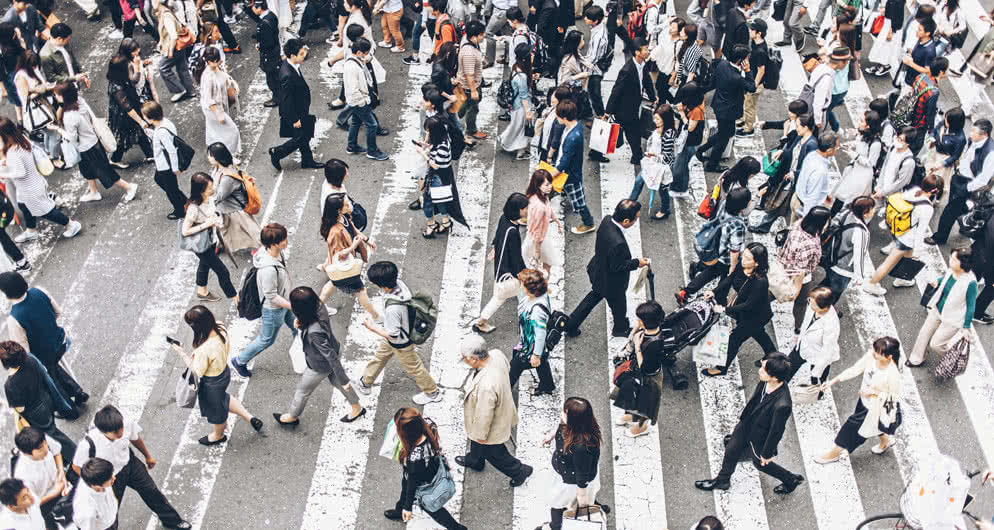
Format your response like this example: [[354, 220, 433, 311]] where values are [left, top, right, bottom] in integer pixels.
[[589, 118, 620, 154], [288, 334, 306, 374], [692, 316, 731, 366]]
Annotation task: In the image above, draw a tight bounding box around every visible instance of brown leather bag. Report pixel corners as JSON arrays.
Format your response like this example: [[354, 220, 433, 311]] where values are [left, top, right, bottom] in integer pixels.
[[175, 25, 195, 51]]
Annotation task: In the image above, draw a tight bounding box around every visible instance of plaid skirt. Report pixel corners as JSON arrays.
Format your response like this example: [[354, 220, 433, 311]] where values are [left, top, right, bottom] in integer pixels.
[[563, 182, 587, 210]]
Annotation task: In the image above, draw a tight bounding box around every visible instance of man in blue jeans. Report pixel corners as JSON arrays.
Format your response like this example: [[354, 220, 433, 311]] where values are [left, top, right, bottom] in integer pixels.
[[344, 38, 390, 161], [231, 223, 295, 378]]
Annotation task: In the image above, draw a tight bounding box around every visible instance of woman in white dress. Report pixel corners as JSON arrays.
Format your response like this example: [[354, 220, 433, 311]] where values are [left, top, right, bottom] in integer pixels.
[[522, 168, 563, 278], [832, 110, 883, 215], [199, 47, 241, 160]]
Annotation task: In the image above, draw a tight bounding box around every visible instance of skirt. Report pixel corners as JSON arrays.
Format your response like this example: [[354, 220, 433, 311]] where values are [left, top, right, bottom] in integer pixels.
[[499, 106, 530, 152], [204, 110, 242, 155], [78, 144, 121, 189], [867, 20, 901, 68], [220, 210, 261, 253], [835, 398, 871, 453], [331, 273, 364, 295], [522, 227, 564, 268], [198, 366, 232, 425]]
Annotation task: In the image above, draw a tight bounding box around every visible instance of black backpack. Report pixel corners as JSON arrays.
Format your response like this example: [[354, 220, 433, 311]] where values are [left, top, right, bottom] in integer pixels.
[[535, 303, 570, 354], [764, 48, 783, 90], [819, 216, 866, 269], [497, 78, 516, 110], [49, 435, 97, 527], [695, 57, 714, 92], [237, 265, 274, 320]]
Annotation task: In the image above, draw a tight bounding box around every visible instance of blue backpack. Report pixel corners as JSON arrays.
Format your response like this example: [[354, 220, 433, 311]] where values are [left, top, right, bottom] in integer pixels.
[[694, 215, 738, 263]]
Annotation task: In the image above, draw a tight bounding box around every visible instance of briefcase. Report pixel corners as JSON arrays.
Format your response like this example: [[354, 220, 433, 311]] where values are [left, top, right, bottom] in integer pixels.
[[888, 257, 925, 281]]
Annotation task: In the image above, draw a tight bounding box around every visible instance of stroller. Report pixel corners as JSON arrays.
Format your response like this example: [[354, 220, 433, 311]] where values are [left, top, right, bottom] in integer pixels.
[[655, 299, 720, 390]]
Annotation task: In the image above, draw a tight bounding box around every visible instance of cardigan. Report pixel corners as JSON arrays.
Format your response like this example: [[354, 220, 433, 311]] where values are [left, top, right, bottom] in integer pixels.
[[551, 428, 600, 488], [928, 271, 978, 329], [835, 351, 902, 438]]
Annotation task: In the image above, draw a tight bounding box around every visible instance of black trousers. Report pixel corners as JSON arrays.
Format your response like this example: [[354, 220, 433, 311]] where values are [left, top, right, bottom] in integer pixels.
[[568, 288, 630, 336], [617, 119, 643, 164], [395, 476, 466, 530], [273, 130, 316, 165], [509, 354, 555, 391], [112, 451, 183, 528], [463, 440, 526, 479], [18, 204, 69, 229], [214, 6, 239, 49], [784, 346, 831, 384], [0, 227, 24, 262], [264, 67, 280, 100], [588, 75, 605, 116], [723, 323, 777, 371], [299, 2, 335, 36], [716, 426, 796, 484], [977, 267, 994, 315], [110, 132, 152, 163], [195, 248, 237, 298], [39, 422, 76, 464], [698, 117, 736, 168], [932, 194, 969, 243], [685, 261, 729, 296], [43, 358, 84, 403], [153, 170, 188, 216]]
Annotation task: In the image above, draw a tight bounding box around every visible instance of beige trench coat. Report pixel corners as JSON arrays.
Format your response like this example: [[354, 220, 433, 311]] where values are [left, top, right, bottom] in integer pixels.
[[462, 349, 518, 445]]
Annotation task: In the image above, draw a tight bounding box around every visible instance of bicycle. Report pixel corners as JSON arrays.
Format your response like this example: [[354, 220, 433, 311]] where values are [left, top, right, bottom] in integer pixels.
[[857, 470, 991, 529]]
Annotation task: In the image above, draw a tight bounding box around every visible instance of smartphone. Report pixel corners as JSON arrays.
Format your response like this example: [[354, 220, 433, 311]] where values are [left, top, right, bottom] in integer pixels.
[[411, 139, 423, 147], [165, 336, 182, 347]]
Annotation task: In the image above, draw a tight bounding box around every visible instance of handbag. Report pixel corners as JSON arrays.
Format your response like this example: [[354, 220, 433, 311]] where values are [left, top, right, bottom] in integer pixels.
[[870, 14, 885, 36], [175, 368, 198, 408], [589, 118, 621, 154], [791, 384, 821, 405], [767, 259, 795, 303], [30, 142, 54, 177], [877, 396, 902, 435], [85, 104, 118, 153], [888, 257, 926, 281], [761, 150, 781, 176], [158, 127, 196, 171], [175, 24, 195, 51], [414, 453, 456, 512], [920, 282, 938, 307], [934, 336, 970, 379], [524, 119, 535, 138], [288, 334, 306, 374], [697, 183, 721, 219], [612, 358, 633, 385], [428, 183, 454, 203], [324, 250, 363, 281], [378, 418, 402, 461], [563, 505, 606, 529], [692, 315, 730, 366], [25, 95, 55, 132], [200, 0, 219, 22], [176, 217, 216, 254]]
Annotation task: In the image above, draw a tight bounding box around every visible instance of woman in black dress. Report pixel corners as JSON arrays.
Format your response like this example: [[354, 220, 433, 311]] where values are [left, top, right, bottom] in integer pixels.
[[105, 53, 153, 169], [538, 396, 604, 530]]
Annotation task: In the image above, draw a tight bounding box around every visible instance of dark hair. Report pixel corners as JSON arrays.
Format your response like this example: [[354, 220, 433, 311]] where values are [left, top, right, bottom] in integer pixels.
[[869, 97, 889, 120], [678, 24, 699, 62], [117, 40, 140, 61], [345, 23, 365, 43], [556, 99, 578, 121], [944, 0, 959, 16], [0, 478, 25, 507], [428, 0, 446, 11], [921, 172, 943, 194], [694, 516, 724, 530], [141, 100, 164, 121], [0, 271, 28, 299], [436, 41, 459, 74], [208, 142, 234, 167], [94, 405, 125, 434], [106, 53, 131, 84], [945, 107, 966, 134], [800, 206, 832, 236], [873, 336, 901, 364], [636, 301, 665, 329], [367, 261, 399, 289], [975, 119, 993, 137], [320, 194, 347, 240], [526, 169, 553, 203], [507, 6, 524, 21], [919, 17, 936, 37], [654, 103, 675, 131], [351, 37, 372, 54], [186, 172, 213, 208], [203, 46, 221, 64], [514, 42, 533, 87], [14, 427, 45, 454], [930, 56, 949, 76], [348, 0, 373, 23], [0, 117, 28, 155], [724, 187, 752, 215], [860, 110, 882, 144], [503, 192, 530, 221], [561, 397, 601, 453], [465, 20, 485, 39], [678, 81, 705, 108], [15, 50, 41, 82], [261, 223, 288, 248], [763, 352, 791, 382], [562, 30, 583, 65], [583, 5, 604, 23], [788, 99, 809, 116], [729, 44, 750, 63], [612, 199, 640, 223], [324, 159, 349, 187], [809, 286, 834, 309], [899, 126, 917, 146], [736, 0, 754, 7], [424, 116, 448, 146], [744, 241, 769, 276], [183, 305, 226, 348], [632, 37, 649, 52], [395, 407, 440, 462], [283, 38, 305, 57], [849, 195, 876, 220], [552, 85, 572, 104], [290, 286, 322, 330], [0, 341, 27, 369], [818, 131, 838, 152], [80, 458, 114, 488], [50, 22, 71, 39], [797, 113, 816, 133], [517, 268, 548, 296], [722, 156, 760, 189], [952, 247, 974, 272]]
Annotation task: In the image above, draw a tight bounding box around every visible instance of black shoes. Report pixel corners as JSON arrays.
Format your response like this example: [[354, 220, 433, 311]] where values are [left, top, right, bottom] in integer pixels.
[[611, 327, 632, 338], [377, 127, 390, 136], [340, 408, 366, 423], [974, 312, 994, 325], [454, 455, 484, 472], [774, 474, 805, 494], [408, 198, 422, 210], [268, 147, 282, 171], [300, 160, 325, 169], [198, 435, 227, 446], [565, 328, 581, 338], [588, 151, 610, 163], [272, 412, 300, 427], [384, 508, 403, 521], [704, 164, 729, 173], [498, 111, 511, 121], [263, 99, 278, 107], [695, 478, 730, 491], [773, 39, 791, 47], [74, 392, 89, 407], [327, 100, 346, 110], [54, 408, 79, 420], [250, 417, 264, 432], [510, 464, 533, 487], [924, 236, 945, 246]]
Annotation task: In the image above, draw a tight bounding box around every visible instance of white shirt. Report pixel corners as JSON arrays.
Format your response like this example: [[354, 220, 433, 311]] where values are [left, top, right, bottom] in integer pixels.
[[72, 483, 118, 530], [958, 139, 994, 192], [13, 436, 62, 502], [809, 63, 835, 128], [151, 120, 180, 172], [0, 503, 45, 530], [72, 421, 142, 476], [633, 59, 646, 97]]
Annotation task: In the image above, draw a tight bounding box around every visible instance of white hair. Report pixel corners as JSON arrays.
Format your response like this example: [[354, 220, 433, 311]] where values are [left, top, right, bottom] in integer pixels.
[[460, 335, 489, 359]]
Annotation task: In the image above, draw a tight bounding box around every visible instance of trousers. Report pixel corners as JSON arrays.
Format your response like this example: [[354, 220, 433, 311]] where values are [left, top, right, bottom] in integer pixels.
[[158, 48, 195, 95], [195, 248, 237, 298], [361, 340, 438, 394], [274, 127, 316, 165], [288, 367, 359, 417], [395, 476, 466, 529], [463, 440, 526, 479], [112, 451, 183, 527], [509, 354, 555, 391], [18, 204, 69, 229], [723, 322, 778, 371], [698, 117, 735, 168], [716, 427, 796, 485], [153, 170, 188, 216], [568, 288, 630, 336], [909, 308, 961, 364], [237, 306, 296, 364]]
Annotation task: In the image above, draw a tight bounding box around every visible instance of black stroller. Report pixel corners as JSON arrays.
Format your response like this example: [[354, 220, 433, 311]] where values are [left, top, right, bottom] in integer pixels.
[[654, 299, 720, 390]]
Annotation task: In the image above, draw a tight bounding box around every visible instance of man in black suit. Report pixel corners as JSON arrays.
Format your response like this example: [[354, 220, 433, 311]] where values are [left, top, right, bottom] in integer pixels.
[[695, 44, 755, 173], [252, 0, 281, 108], [695, 354, 806, 494], [720, 0, 753, 60], [566, 200, 650, 338], [605, 38, 656, 167], [269, 39, 324, 171]]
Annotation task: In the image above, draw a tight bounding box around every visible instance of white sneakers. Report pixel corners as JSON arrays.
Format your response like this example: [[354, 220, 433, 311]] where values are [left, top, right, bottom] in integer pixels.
[[378, 40, 392, 48], [170, 91, 188, 103], [862, 283, 887, 296], [109, 29, 123, 39], [63, 221, 82, 238], [79, 191, 102, 203], [123, 184, 138, 202], [14, 230, 40, 243], [412, 391, 442, 405], [893, 278, 916, 288]]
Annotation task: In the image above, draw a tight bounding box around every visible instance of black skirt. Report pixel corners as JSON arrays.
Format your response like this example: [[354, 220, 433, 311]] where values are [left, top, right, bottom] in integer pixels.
[[331, 273, 364, 295], [78, 144, 121, 189], [198, 366, 232, 425], [835, 399, 870, 453]]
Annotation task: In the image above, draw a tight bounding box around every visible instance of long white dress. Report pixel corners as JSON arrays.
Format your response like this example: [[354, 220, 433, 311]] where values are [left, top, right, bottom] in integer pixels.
[[200, 67, 241, 155]]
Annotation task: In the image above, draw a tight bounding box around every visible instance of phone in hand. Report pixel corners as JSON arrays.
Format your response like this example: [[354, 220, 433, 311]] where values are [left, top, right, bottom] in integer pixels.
[[165, 336, 182, 347]]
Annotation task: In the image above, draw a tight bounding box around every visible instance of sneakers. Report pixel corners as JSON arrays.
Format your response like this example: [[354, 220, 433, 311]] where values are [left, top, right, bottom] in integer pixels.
[[123, 183, 138, 202], [197, 291, 222, 302], [412, 390, 442, 404], [355, 378, 372, 395], [862, 283, 887, 296], [170, 91, 189, 103], [378, 40, 393, 48], [110, 161, 129, 169], [402, 55, 420, 65], [230, 358, 252, 378], [14, 259, 30, 272], [893, 278, 916, 288], [974, 312, 994, 325], [223, 15, 237, 25], [109, 29, 124, 39], [79, 191, 102, 203], [346, 145, 366, 155], [570, 224, 595, 234], [63, 221, 82, 238], [326, 36, 339, 45], [366, 150, 390, 161], [390, 46, 405, 53]]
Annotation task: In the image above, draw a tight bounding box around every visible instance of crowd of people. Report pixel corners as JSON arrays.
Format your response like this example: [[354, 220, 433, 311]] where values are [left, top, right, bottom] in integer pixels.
[[1, 0, 994, 527]]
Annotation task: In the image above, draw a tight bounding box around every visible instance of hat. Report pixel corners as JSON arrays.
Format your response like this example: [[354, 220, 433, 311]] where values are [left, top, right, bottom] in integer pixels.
[[830, 47, 852, 61], [749, 19, 767, 35]]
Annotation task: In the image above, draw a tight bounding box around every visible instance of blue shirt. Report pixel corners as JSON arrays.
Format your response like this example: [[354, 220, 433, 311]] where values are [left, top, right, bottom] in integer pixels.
[[795, 151, 831, 216]]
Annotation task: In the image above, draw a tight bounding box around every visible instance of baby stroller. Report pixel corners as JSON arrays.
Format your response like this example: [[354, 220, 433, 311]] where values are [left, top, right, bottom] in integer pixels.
[[655, 299, 720, 390]]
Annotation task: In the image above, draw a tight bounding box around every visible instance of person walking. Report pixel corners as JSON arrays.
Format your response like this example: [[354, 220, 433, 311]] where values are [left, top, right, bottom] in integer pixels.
[[522, 171, 563, 277], [927, 119, 994, 246], [12, 50, 60, 166], [72, 458, 118, 530], [207, 143, 261, 254], [181, 173, 238, 303], [509, 269, 555, 396], [172, 306, 264, 445], [105, 53, 154, 170], [356, 261, 441, 404], [252, 0, 281, 107], [318, 194, 380, 318], [373, 0, 405, 52], [230, 224, 294, 378], [832, 110, 883, 214], [676, 188, 751, 303], [566, 200, 650, 338], [343, 38, 389, 161], [455, 335, 533, 487], [499, 43, 534, 160], [695, 354, 805, 494], [547, 99, 595, 234], [628, 104, 677, 220], [792, 132, 837, 223], [738, 19, 768, 136], [11, 427, 68, 528], [612, 301, 667, 437], [156, 0, 197, 104], [473, 193, 529, 334], [274, 286, 364, 427], [818, 196, 874, 305], [694, 44, 755, 173], [458, 21, 487, 142], [383, 408, 466, 528], [537, 397, 604, 530], [777, 207, 831, 330], [143, 101, 189, 221], [922, 106, 966, 186], [605, 38, 656, 167], [270, 39, 323, 170], [816, 336, 903, 462], [671, 82, 705, 197], [415, 116, 467, 236], [199, 47, 241, 159], [785, 287, 840, 394], [907, 247, 978, 367]]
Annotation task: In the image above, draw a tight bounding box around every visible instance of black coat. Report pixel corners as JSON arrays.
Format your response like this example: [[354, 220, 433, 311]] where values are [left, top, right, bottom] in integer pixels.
[[551, 428, 600, 488], [606, 59, 656, 122], [256, 12, 281, 72], [278, 61, 313, 138], [971, 211, 994, 280], [729, 381, 792, 459], [492, 215, 525, 281], [709, 59, 756, 121], [714, 266, 774, 329], [721, 7, 749, 58], [587, 216, 640, 294]]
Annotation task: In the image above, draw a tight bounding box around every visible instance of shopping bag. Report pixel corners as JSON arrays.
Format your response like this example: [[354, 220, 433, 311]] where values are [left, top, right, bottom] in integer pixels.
[[934, 336, 970, 379], [562, 505, 606, 529], [870, 14, 884, 36], [589, 118, 620, 154], [175, 368, 198, 409], [288, 334, 306, 374], [791, 384, 821, 405], [697, 183, 721, 219], [60, 141, 80, 168], [378, 418, 402, 461], [767, 260, 795, 303], [692, 316, 730, 366]]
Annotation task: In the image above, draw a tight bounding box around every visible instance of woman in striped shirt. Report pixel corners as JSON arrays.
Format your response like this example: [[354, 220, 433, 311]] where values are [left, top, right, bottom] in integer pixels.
[[0, 118, 81, 244], [628, 105, 678, 220], [676, 24, 703, 88], [414, 116, 467, 238]]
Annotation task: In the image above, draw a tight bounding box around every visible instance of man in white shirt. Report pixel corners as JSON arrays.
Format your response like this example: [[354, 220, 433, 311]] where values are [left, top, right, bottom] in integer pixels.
[[0, 478, 46, 530], [71, 406, 191, 530], [929, 119, 994, 245], [13, 427, 68, 527], [807, 57, 838, 131], [73, 458, 118, 530]]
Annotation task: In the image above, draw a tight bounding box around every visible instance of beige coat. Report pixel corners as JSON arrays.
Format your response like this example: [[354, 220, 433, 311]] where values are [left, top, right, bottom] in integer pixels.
[[462, 349, 518, 444], [835, 351, 903, 438]]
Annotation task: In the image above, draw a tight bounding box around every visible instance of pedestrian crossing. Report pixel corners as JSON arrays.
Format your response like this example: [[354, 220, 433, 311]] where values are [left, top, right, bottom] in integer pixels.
[[2, 3, 994, 530]]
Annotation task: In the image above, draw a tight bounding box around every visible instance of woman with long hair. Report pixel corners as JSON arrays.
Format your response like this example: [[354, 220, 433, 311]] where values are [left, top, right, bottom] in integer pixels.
[[415, 116, 467, 237], [273, 286, 364, 427], [50, 83, 138, 204], [816, 336, 903, 462], [200, 47, 241, 158], [676, 24, 702, 87], [718, 156, 761, 207], [189, 21, 226, 84], [386, 407, 465, 529], [118, 38, 159, 104], [0, 23, 25, 122], [155, 0, 198, 103], [172, 305, 262, 446], [523, 169, 563, 277], [0, 117, 81, 244], [776, 206, 832, 329], [429, 41, 467, 140], [207, 142, 260, 253], [832, 110, 882, 215], [935, 0, 967, 59], [499, 42, 535, 160], [923, 106, 966, 184], [106, 53, 153, 168], [557, 30, 591, 90], [701, 242, 776, 377], [181, 172, 237, 302], [539, 397, 603, 530], [13, 51, 60, 166], [318, 194, 379, 319], [628, 104, 677, 220]]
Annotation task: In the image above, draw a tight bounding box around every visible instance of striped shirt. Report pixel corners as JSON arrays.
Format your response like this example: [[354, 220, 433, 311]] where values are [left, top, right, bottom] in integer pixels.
[[678, 42, 703, 84], [431, 139, 452, 169], [457, 41, 483, 90], [584, 23, 611, 76], [4, 145, 55, 215], [661, 128, 677, 165]]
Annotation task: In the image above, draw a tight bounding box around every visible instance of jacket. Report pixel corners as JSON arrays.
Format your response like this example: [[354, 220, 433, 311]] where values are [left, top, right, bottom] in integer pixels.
[[709, 59, 756, 121], [327, 222, 369, 263], [256, 11, 281, 72], [835, 351, 903, 438], [796, 306, 841, 378], [462, 349, 518, 444], [556, 122, 584, 185], [605, 58, 656, 121], [492, 215, 525, 281], [714, 266, 773, 328], [734, 381, 792, 459], [1, 5, 41, 51], [343, 56, 371, 107], [721, 7, 749, 58], [551, 428, 600, 488], [301, 306, 348, 383], [586, 216, 639, 295], [926, 271, 978, 329], [39, 40, 80, 85], [253, 247, 290, 310], [278, 60, 312, 137], [930, 123, 966, 168]]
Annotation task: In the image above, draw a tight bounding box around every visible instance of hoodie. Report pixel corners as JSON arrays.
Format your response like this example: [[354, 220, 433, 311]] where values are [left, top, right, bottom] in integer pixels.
[[254, 247, 290, 310]]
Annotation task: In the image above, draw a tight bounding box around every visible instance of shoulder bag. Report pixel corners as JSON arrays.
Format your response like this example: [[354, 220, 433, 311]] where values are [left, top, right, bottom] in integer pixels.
[[157, 127, 196, 171], [30, 141, 54, 177], [415, 452, 456, 513], [175, 367, 198, 408], [176, 208, 216, 253], [324, 245, 363, 281], [84, 102, 118, 153], [877, 395, 902, 435]]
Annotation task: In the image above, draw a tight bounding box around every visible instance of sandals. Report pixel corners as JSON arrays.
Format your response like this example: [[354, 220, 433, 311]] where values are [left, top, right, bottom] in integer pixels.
[[437, 219, 452, 234], [422, 222, 438, 238]]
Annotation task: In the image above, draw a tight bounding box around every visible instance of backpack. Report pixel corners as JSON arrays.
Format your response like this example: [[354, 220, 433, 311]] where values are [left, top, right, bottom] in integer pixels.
[[439, 18, 464, 45], [695, 57, 713, 91], [49, 435, 97, 527], [444, 119, 466, 161], [626, 2, 653, 42], [885, 193, 929, 236], [956, 202, 994, 239], [694, 215, 739, 263], [890, 76, 936, 131], [534, 303, 570, 354], [763, 48, 783, 90], [385, 292, 438, 345], [819, 215, 866, 269], [326, 192, 368, 232], [798, 70, 833, 119], [523, 29, 552, 77], [497, 78, 516, 110], [237, 265, 273, 321], [230, 170, 262, 215]]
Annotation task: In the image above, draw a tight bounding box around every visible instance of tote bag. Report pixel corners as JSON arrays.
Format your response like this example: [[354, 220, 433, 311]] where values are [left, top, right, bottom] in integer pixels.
[[86, 104, 118, 153], [30, 143, 54, 177], [175, 368, 198, 408], [692, 316, 730, 366], [767, 259, 795, 303], [934, 336, 970, 379], [175, 219, 215, 254], [288, 334, 306, 374], [379, 418, 402, 461], [589, 118, 620, 154]]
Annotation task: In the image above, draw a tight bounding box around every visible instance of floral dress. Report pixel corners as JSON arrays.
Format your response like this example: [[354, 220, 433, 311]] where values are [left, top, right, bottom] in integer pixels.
[[107, 79, 148, 155]]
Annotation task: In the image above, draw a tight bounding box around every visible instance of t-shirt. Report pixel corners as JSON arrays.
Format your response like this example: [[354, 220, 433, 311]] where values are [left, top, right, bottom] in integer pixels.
[[4, 358, 51, 427], [749, 41, 769, 82], [72, 483, 118, 530], [13, 436, 62, 502], [383, 280, 413, 346], [906, 40, 936, 85], [0, 503, 45, 530], [686, 104, 706, 146], [73, 421, 143, 476]]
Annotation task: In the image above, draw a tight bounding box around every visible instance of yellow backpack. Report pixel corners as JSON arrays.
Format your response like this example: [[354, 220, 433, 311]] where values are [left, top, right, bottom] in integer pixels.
[[885, 193, 928, 236]]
